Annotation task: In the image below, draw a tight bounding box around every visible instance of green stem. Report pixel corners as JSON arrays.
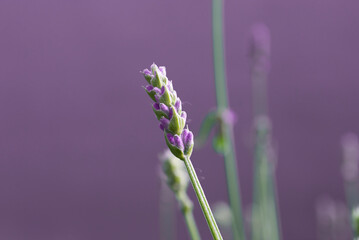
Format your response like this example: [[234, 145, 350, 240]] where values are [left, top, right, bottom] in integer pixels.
[[177, 192, 201, 240], [252, 126, 280, 240], [183, 209, 201, 240], [344, 180, 359, 237], [184, 156, 223, 240], [212, 0, 246, 239], [159, 181, 177, 240], [212, 0, 228, 109]]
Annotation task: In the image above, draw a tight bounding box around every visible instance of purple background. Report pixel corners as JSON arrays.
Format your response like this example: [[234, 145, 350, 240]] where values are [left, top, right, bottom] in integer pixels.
[[0, 1, 359, 239]]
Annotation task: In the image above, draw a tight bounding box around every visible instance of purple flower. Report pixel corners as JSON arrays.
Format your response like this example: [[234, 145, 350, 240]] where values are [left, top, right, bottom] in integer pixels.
[[182, 129, 194, 155], [174, 135, 184, 151], [166, 133, 175, 145], [153, 102, 160, 110], [175, 98, 182, 112], [159, 117, 170, 131], [160, 103, 170, 116], [181, 111, 187, 123], [142, 63, 194, 160]]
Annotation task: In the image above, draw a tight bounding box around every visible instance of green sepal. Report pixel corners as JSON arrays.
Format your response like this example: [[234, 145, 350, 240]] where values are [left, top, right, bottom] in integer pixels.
[[184, 142, 193, 157], [153, 107, 167, 120], [164, 131, 185, 160], [171, 91, 178, 105], [144, 75, 152, 84], [151, 64, 167, 88], [168, 107, 184, 135], [159, 86, 171, 105], [151, 74, 162, 88], [179, 114, 186, 131], [144, 87, 156, 102]]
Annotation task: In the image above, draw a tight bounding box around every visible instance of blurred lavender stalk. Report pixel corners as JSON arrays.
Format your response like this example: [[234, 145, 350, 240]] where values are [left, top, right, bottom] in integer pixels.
[[341, 133, 359, 237], [316, 197, 351, 240], [159, 175, 177, 240], [211, 0, 246, 239], [160, 150, 201, 240], [250, 24, 281, 240]]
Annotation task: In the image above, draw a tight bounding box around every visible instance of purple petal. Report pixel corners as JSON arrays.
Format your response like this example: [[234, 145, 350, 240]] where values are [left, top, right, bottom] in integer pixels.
[[153, 102, 160, 110], [142, 69, 152, 76], [184, 131, 193, 146], [167, 81, 173, 92], [174, 98, 182, 111], [159, 123, 165, 131], [146, 85, 154, 91], [167, 133, 175, 145], [160, 86, 166, 95], [159, 103, 169, 115], [181, 129, 189, 143], [160, 117, 170, 130], [174, 135, 184, 151], [181, 111, 187, 122], [168, 107, 173, 120], [153, 87, 162, 94]]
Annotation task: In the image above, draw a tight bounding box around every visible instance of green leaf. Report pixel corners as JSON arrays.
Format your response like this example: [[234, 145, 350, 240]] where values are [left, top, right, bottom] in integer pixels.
[[195, 110, 219, 148], [212, 130, 228, 155]]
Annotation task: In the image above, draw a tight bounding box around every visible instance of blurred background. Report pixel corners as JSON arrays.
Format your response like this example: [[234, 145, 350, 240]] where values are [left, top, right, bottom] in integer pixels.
[[0, 0, 359, 239]]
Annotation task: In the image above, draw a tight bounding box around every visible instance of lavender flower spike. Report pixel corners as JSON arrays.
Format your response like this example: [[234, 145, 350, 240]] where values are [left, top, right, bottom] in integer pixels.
[[142, 63, 193, 160]]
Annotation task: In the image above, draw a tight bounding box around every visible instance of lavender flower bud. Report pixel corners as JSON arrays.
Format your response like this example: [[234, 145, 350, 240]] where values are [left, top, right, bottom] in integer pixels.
[[159, 117, 170, 131], [165, 132, 186, 160], [182, 128, 194, 156], [145, 85, 161, 102], [174, 135, 184, 151], [175, 98, 182, 112], [142, 69, 153, 84], [142, 63, 194, 160]]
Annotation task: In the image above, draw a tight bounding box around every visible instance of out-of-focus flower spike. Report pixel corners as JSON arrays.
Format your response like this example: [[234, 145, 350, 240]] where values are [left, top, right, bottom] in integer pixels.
[[161, 149, 189, 194], [341, 133, 359, 182]]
